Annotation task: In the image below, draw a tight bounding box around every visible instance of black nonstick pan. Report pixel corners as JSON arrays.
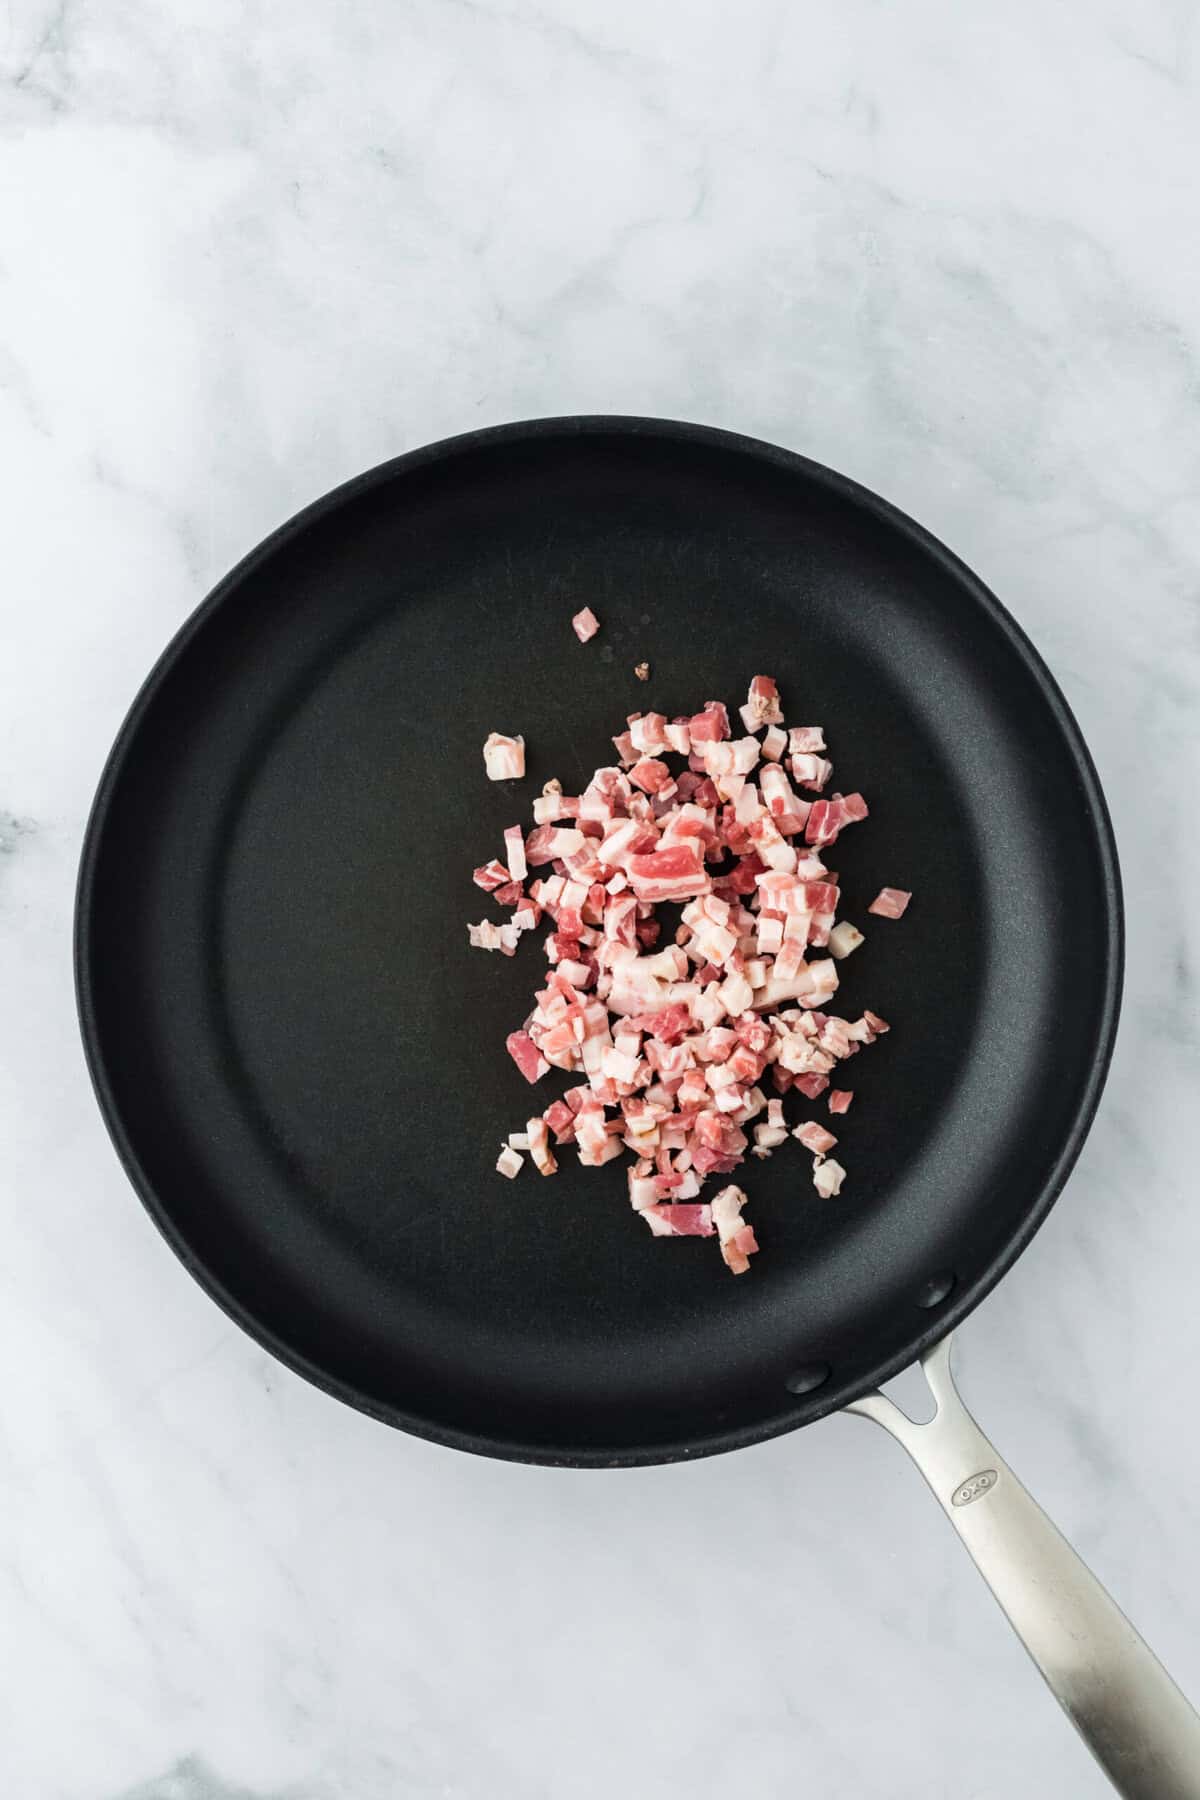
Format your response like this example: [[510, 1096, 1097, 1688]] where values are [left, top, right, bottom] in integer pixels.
[[75, 417, 1200, 1796]]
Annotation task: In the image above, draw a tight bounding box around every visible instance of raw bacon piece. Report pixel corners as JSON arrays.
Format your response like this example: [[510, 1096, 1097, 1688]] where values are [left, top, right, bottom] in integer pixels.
[[629, 758, 675, 795], [629, 712, 670, 754], [812, 1157, 846, 1198], [496, 1146, 524, 1178], [868, 887, 912, 919], [473, 860, 512, 891], [572, 607, 601, 643], [483, 732, 526, 781], [468, 919, 519, 955], [627, 842, 711, 903], [793, 1072, 830, 1100], [527, 1117, 558, 1176], [544, 1099, 577, 1143], [503, 827, 527, 882], [805, 792, 868, 847], [789, 727, 826, 754], [761, 724, 787, 762], [711, 1184, 758, 1274], [641, 1203, 715, 1237], [828, 1090, 853, 1114], [790, 754, 833, 793], [794, 1120, 838, 1156], [739, 675, 784, 732], [688, 701, 730, 743], [507, 1030, 549, 1085], [827, 921, 864, 959], [804, 799, 840, 848]]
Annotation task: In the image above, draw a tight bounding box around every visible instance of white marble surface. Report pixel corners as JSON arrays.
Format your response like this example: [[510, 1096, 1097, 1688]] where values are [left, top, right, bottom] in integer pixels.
[[4, 1, 1200, 1794]]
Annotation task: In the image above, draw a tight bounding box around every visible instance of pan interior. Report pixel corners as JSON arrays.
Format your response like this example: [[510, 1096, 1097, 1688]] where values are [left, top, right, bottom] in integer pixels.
[[77, 421, 1120, 1464]]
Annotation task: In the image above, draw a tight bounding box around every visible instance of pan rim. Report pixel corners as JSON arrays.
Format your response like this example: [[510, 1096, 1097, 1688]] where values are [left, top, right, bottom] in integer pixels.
[[74, 414, 1124, 1468]]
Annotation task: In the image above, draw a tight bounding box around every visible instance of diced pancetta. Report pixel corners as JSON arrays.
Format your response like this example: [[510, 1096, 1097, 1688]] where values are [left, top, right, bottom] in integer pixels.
[[688, 701, 730, 743], [794, 1120, 838, 1155], [572, 607, 601, 643], [503, 827, 527, 882], [812, 1157, 846, 1198], [738, 675, 784, 732], [483, 732, 526, 781], [473, 860, 512, 891], [868, 887, 912, 919], [793, 1072, 829, 1099], [627, 842, 711, 903], [790, 754, 833, 793], [507, 1030, 549, 1084], [527, 1117, 558, 1176], [789, 727, 826, 754], [468, 675, 897, 1270], [641, 1203, 715, 1237], [468, 919, 519, 955], [711, 1184, 758, 1273]]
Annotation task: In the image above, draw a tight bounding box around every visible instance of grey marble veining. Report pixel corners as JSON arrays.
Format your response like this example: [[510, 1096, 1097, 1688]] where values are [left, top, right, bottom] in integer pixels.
[[3, 1, 1200, 1795]]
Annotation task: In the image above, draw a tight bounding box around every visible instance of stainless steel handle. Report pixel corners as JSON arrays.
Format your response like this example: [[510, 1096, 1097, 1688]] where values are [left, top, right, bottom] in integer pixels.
[[847, 1335, 1200, 1798]]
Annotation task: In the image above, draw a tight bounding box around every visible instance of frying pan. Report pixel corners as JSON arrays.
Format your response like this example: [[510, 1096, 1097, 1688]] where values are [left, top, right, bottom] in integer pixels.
[[75, 417, 1200, 1795]]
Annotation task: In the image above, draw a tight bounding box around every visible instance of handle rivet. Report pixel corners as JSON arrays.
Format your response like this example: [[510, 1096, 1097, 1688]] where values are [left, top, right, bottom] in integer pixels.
[[785, 1362, 831, 1396], [916, 1272, 957, 1309]]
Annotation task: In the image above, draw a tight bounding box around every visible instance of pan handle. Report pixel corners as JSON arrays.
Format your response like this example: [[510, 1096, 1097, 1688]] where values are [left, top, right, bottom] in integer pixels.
[[846, 1335, 1200, 1798]]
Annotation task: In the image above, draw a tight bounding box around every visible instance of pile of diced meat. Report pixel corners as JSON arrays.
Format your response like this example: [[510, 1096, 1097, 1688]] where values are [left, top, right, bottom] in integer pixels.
[[470, 676, 909, 1275]]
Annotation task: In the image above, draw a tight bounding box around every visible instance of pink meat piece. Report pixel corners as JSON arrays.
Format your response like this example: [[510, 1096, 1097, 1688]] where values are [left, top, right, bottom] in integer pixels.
[[641, 1203, 715, 1237], [794, 1120, 838, 1155], [468, 919, 519, 955], [639, 1003, 693, 1044], [524, 825, 562, 868], [527, 1117, 558, 1176], [738, 675, 784, 732], [688, 701, 730, 743], [790, 754, 833, 793], [630, 758, 674, 795], [503, 827, 527, 882], [760, 763, 799, 819], [507, 1030, 549, 1084], [543, 1099, 577, 1143], [868, 887, 912, 919], [812, 1157, 846, 1198], [793, 1072, 830, 1099], [760, 724, 787, 763], [483, 732, 525, 781], [473, 860, 511, 891], [804, 792, 869, 848], [789, 727, 826, 754], [804, 799, 840, 847], [629, 712, 670, 754], [572, 607, 601, 643], [828, 1089, 853, 1114], [626, 842, 711, 903]]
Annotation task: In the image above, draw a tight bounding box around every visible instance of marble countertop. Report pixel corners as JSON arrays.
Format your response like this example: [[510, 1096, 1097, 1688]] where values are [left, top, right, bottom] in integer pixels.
[[5, 1, 1200, 1795]]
